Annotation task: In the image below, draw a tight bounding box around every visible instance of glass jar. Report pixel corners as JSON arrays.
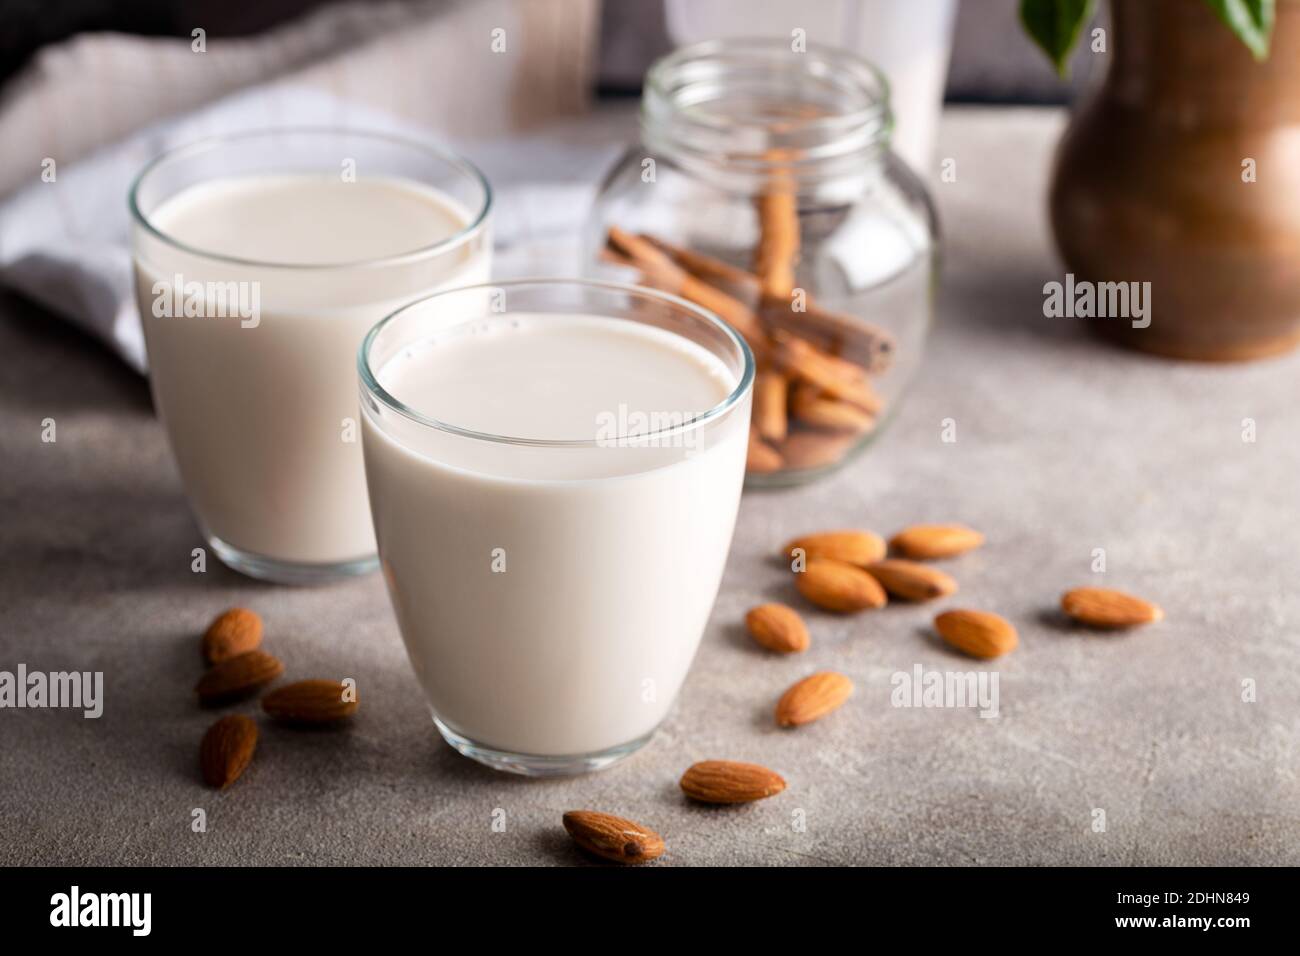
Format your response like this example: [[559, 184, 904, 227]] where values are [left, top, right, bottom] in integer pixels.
[[585, 38, 937, 485]]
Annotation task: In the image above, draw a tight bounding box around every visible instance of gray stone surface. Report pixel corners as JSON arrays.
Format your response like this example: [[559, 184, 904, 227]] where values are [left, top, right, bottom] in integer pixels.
[[1, 107, 1297, 866]]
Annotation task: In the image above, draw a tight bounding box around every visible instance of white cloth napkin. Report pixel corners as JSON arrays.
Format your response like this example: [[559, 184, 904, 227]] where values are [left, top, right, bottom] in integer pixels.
[[0, 86, 622, 372], [0, 0, 601, 198]]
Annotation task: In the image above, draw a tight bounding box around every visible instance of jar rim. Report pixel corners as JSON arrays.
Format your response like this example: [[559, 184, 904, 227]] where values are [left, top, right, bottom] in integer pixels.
[[641, 37, 893, 176]]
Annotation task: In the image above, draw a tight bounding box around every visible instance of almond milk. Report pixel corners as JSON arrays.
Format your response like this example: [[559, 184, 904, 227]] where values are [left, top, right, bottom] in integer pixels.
[[360, 297, 752, 770], [133, 170, 489, 578]]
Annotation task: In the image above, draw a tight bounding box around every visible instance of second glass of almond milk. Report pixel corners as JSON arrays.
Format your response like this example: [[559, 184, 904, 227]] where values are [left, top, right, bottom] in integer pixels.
[[130, 129, 491, 583], [359, 280, 754, 774]]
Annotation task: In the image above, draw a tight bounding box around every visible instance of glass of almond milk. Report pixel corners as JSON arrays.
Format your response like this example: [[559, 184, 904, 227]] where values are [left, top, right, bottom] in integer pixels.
[[129, 129, 491, 583], [359, 279, 754, 774]]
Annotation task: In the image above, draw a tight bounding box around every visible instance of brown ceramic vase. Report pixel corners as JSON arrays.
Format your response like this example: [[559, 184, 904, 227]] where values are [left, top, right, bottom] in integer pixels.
[[1051, 0, 1300, 360]]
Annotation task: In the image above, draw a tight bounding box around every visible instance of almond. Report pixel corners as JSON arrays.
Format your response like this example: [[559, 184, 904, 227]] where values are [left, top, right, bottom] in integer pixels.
[[795, 558, 887, 612], [261, 679, 358, 724], [744, 603, 810, 654], [754, 370, 789, 443], [775, 671, 853, 727], [747, 427, 784, 474], [201, 607, 263, 664], [562, 810, 665, 864], [782, 529, 886, 566], [680, 760, 786, 804], [890, 524, 985, 560], [1061, 587, 1163, 628], [199, 714, 257, 789], [934, 609, 1018, 659], [865, 559, 958, 601], [790, 384, 875, 433], [195, 650, 284, 705], [778, 430, 856, 470]]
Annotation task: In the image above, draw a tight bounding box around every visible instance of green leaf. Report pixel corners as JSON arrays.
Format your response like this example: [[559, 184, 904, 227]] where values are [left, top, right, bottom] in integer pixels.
[[1202, 0, 1275, 60], [1019, 0, 1096, 77]]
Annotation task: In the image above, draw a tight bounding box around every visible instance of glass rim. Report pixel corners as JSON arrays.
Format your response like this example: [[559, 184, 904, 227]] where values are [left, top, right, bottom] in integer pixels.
[[358, 277, 756, 449], [127, 126, 493, 271], [643, 37, 892, 155]]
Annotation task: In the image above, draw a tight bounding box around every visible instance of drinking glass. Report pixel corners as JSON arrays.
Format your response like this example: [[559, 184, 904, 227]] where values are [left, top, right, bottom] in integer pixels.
[[358, 279, 754, 774], [130, 128, 491, 583]]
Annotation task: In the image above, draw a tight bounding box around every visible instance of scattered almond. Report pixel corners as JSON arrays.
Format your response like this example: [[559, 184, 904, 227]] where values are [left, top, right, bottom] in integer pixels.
[[262, 679, 358, 724], [934, 609, 1018, 659], [201, 607, 263, 665], [195, 650, 284, 705], [890, 524, 985, 560], [562, 810, 665, 864], [199, 714, 257, 789], [744, 603, 810, 654], [782, 529, 886, 566], [747, 427, 784, 473], [1061, 587, 1163, 628], [865, 559, 958, 601], [795, 558, 887, 612], [680, 760, 786, 804], [775, 671, 853, 727]]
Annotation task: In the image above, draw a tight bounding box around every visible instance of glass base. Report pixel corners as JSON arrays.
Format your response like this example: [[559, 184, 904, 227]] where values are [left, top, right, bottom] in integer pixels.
[[434, 717, 655, 777], [208, 534, 379, 586]]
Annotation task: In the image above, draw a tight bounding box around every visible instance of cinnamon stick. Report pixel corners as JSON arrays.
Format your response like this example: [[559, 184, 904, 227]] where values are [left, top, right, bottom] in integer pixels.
[[753, 370, 790, 443], [754, 190, 799, 300], [639, 233, 895, 374], [607, 226, 883, 441], [790, 383, 876, 434], [762, 298, 895, 376], [779, 431, 858, 471], [642, 236, 759, 303], [773, 332, 882, 414], [747, 426, 784, 474], [606, 227, 769, 355]]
